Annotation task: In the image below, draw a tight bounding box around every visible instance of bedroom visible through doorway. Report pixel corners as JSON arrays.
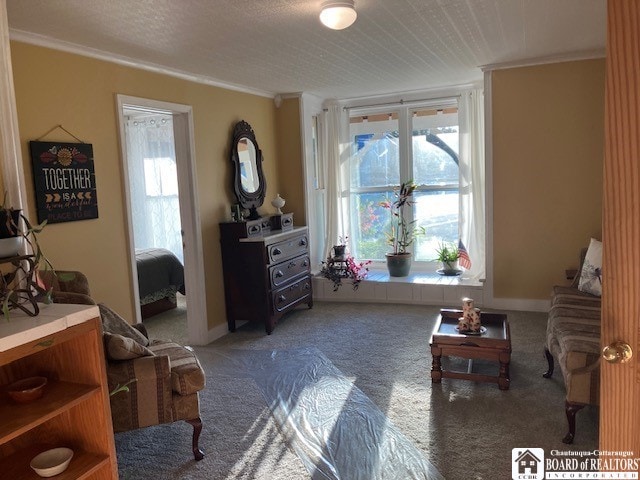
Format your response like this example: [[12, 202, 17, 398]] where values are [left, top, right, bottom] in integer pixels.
[[123, 108, 188, 339], [117, 94, 208, 346]]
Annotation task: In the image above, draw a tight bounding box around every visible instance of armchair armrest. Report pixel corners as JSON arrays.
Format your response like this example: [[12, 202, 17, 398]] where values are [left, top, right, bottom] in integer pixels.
[[107, 355, 174, 431], [52, 291, 96, 305]]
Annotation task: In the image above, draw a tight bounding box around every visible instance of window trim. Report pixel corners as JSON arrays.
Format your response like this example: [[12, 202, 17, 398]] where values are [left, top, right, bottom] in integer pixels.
[[347, 103, 460, 267]]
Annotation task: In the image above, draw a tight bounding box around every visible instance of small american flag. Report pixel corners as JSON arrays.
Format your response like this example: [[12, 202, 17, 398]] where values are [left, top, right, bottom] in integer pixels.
[[458, 239, 472, 270]]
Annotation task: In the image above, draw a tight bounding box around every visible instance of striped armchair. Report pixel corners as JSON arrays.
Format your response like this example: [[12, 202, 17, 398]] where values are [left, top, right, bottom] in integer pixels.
[[543, 249, 601, 444], [99, 304, 206, 461], [48, 272, 205, 461]]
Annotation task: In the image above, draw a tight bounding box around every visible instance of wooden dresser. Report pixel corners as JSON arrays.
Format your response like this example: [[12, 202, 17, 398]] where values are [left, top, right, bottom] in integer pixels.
[[0, 304, 118, 479], [220, 222, 313, 334]]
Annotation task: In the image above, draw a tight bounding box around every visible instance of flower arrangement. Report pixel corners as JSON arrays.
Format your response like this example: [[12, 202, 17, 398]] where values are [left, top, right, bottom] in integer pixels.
[[379, 180, 423, 255], [320, 239, 371, 291]]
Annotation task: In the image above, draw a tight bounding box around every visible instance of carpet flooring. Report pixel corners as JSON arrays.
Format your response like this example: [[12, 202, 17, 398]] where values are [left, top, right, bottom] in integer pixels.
[[142, 293, 188, 345], [116, 301, 598, 480]]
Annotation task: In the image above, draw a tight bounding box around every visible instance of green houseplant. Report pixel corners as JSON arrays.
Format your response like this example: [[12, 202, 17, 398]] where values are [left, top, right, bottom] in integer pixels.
[[0, 193, 53, 318], [435, 241, 459, 274], [320, 250, 371, 291], [380, 181, 423, 277]]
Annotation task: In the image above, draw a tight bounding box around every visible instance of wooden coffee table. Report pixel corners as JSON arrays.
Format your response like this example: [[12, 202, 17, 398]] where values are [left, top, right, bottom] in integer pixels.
[[430, 309, 511, 390]]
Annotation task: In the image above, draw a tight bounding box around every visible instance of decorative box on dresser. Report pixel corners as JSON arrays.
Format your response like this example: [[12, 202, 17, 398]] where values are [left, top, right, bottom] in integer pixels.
[[220, 220, 313, 334], [0, 304, 117, 479]]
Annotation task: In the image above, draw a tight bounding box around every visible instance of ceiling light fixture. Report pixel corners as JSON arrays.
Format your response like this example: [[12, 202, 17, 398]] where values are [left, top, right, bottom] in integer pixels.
[[319, 1, 357, 30]]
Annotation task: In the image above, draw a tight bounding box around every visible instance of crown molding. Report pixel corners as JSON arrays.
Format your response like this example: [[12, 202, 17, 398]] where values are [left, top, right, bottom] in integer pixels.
[[481, 49, 606, 72], [9, 28, 276, 99]]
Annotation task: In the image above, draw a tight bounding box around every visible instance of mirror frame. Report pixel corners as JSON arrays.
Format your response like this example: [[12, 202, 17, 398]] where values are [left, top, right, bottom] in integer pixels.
[[230, 120, 266, 220]]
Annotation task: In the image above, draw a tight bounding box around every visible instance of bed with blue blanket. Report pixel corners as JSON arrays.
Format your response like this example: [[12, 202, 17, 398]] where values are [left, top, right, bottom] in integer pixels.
[[136, 248, 185, 319]]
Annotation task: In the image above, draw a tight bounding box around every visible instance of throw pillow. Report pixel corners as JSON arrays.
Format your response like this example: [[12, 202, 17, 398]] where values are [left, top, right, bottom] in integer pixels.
[[99, 303, 150, 346], [104, 332, 155, 361], [578, 238, 603, 296]]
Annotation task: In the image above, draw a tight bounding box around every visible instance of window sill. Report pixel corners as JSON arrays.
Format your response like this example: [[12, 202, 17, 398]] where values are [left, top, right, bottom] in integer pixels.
[[312, 269, 484, 306], [364, 268, 483, 286]]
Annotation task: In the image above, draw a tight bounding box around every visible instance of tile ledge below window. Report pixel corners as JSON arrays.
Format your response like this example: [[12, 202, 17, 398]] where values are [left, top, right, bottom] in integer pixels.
[[312, 271, 485, 306]]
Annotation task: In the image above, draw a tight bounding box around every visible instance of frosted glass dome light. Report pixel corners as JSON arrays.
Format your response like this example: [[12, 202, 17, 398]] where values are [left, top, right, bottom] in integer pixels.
[[320, 1, 357, 30]]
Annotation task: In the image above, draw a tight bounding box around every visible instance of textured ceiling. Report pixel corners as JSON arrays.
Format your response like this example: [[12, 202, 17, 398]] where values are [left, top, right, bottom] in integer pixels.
[[6, 0, 606, 99]]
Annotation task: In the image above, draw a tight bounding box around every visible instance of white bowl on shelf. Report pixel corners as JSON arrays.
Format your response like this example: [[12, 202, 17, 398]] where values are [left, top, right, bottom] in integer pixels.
[[30, 447, 74, 478]]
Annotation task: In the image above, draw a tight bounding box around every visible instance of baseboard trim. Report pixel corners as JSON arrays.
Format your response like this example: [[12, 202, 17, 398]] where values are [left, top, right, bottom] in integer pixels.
[[485, 298, 550, 313], [206, 320, 247, 344]]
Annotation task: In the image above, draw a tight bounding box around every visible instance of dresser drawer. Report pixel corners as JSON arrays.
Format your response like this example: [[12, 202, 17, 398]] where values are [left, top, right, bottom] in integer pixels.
[[269, 255, 310, 288], [267, 234, 309, 264], [272, 276, 312, 313]]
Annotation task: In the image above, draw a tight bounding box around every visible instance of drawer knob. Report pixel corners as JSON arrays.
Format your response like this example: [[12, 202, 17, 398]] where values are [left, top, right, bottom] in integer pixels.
[[278, 295, 286, 302], [302, 260, 309, 267], [299, 239, 307, 246], [273, 248, 282, 256], [275, 270, 284, 278]]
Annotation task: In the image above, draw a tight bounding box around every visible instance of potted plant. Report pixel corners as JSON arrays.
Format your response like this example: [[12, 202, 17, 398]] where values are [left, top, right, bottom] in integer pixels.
[[332, 235, 348, 258], [0, 193, 24, 258], [435, 241, 459, 274], [379, 181, 423, 277], [320, 253, 371, 291], [0, 193, 53, 317]]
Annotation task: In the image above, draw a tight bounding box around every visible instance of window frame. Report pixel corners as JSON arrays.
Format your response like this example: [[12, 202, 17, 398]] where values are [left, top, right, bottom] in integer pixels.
[[347, 103, 460, 270]]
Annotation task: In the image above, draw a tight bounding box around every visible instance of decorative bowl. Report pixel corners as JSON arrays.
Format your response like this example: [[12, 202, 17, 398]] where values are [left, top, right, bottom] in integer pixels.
[[30, 447, 74, 478], [7, 376, 47, 403]]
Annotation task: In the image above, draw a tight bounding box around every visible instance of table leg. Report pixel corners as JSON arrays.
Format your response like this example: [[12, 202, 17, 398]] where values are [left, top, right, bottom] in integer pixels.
[[431, 345, 442, 383], [498, 351, 511, 390]]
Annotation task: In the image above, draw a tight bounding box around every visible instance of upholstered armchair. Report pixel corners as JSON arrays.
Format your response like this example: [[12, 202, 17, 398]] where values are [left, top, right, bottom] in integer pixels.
[[38, 270, 95, 305], [47, 271, 205, 460]]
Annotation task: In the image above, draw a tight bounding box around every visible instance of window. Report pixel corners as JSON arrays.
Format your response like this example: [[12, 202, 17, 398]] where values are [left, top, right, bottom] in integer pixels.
[[349, 106, 459, 265]]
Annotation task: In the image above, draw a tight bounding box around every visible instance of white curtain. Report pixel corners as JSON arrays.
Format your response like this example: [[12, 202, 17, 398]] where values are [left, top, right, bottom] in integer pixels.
[[319, 104, 350, 260], [458, 89, 486, 280], [125, 113, 184, 263]]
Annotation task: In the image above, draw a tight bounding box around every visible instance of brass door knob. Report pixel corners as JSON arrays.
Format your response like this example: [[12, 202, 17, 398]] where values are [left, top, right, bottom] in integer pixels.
[[602, 341, 633, 364]]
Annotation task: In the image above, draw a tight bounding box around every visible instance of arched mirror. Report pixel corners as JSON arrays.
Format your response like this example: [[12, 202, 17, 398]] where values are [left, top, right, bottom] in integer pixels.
[[230, 120, 266, 220]]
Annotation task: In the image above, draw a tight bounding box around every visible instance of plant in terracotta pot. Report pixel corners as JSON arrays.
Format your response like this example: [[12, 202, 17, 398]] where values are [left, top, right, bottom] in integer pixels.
[[379, 181, 424, 277], [435, 241, 459, 274]]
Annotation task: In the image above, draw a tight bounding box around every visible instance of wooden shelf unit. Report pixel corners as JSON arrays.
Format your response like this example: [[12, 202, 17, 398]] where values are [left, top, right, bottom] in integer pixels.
[[0, 306, 117, 479]]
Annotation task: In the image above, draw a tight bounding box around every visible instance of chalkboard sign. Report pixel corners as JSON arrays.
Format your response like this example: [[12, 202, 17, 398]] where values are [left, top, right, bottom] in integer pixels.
[[29, 141, 99, 224]]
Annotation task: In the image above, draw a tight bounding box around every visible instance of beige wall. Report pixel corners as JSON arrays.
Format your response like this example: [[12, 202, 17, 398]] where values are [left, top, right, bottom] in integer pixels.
[[274, 97, 305, 224], [7, 41, 300, 329], [492, 59, 605, 299]]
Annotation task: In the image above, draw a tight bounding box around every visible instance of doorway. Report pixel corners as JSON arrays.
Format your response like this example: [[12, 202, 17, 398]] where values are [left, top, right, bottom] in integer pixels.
[[116, 95, 207, 346]]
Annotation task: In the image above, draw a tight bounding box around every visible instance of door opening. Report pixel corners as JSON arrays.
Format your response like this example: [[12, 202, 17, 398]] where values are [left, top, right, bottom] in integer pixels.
[[116, 95, 207, 345]]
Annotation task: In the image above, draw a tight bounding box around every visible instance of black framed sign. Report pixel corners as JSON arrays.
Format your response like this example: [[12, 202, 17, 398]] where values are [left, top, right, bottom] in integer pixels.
[[29, 141, 99, 224]]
